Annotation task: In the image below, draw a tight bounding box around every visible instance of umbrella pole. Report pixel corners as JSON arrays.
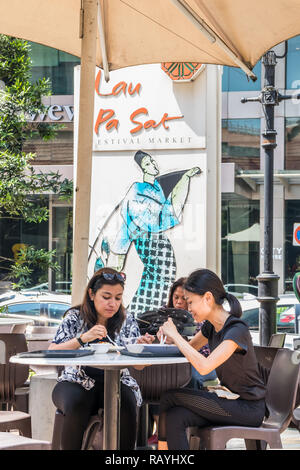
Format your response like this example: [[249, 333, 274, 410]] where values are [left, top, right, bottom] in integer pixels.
[[72, 0, 98, 304]]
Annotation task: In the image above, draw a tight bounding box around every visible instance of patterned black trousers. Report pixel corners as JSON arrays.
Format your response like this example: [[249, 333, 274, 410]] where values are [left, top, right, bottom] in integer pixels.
[[158, 388, 266, 450]]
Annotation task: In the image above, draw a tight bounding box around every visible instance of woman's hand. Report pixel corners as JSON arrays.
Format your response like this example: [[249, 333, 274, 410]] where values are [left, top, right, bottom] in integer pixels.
[[156, 329, 174, 344], [136, 332, 155, 344], [159, 318, 180, 342], [81, 324, 108, 343], [184, 167, 201, 178]]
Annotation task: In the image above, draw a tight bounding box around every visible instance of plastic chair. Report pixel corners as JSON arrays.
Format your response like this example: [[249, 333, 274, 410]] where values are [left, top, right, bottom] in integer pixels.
[[27, 326, 58, 335], [26, 326, 57, 353], [0, 323, 27, 334], [129, 362, 192, 448], [253, 345, 279, 386], [0, 333, 30, 413], [0, 333, 31, 435], [51, 408, 104, 450], [268, 333, 286, 348], [0, 363, 31, 437], [10, 324, 28, 334], [81, 409, 103, 450], [0, 432, 51, 450], [292, 408, 300, 433], [189, 348, 300, 450]]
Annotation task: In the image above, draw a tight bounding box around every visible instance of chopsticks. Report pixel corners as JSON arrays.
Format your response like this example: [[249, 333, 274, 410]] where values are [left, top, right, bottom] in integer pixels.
[[106, 334, 119, 347], [160, 335, 167, 345]]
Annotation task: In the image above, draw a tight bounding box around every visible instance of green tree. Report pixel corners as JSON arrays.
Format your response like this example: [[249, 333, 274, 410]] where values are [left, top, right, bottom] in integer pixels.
[[0, 35, 73, 289]]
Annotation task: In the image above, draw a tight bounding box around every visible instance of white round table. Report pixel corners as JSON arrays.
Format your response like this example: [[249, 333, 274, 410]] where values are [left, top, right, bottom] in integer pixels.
[[10, 351, 188, 450]]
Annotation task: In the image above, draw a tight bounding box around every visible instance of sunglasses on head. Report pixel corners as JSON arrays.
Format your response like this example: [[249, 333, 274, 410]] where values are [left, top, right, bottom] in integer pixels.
[[100, 272, 126, 282]]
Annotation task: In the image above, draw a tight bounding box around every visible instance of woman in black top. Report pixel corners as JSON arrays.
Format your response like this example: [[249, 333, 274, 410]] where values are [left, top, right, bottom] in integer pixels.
[[157, 269, 266, 450]]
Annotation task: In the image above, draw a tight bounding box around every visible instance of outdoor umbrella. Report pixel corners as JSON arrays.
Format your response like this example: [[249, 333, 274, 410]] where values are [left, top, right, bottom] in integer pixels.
[[225, 223, 260, 243], [1, 0, 300, 80], [0, 0, 300, 301]]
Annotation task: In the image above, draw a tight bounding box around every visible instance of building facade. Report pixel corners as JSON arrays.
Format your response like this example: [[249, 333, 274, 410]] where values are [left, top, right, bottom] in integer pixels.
[[222, 38, 300, 295], [1, 38, 300, 294]]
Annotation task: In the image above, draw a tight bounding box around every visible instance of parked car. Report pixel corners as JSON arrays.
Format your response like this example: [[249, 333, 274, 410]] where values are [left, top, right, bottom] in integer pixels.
[[239, 294, 298, 334], [0, 290, 71, 327], [23, 281, 71, 294], [225, 283, 258, 300]]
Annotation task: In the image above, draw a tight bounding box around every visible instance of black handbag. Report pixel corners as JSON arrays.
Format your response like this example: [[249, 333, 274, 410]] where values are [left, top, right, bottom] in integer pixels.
[[136, 307, 196, 336]]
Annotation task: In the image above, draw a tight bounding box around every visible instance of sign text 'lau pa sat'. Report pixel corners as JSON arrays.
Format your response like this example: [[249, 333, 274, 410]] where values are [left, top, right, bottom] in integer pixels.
[[94, 69, 184, 135], [90, 64, 206, 151]]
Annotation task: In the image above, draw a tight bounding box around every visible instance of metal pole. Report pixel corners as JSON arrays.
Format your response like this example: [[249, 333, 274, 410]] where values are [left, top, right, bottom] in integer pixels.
[[241, 46, 297, 345], [103, 369, 120, 450], [257, 51, 279, 346]]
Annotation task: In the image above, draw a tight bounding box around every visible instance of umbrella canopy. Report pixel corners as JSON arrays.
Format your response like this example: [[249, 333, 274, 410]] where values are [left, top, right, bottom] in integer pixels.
[[1, 0, 300, 303], [226, 223, 260, 243], [1, 0, 300, 81]]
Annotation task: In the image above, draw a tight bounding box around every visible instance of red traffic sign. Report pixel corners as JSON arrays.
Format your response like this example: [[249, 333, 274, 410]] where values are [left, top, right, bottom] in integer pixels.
[[293, 223, 300, 246]]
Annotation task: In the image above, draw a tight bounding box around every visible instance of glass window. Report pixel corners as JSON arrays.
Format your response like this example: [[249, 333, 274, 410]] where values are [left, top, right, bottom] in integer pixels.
[[222, 196, 260, 289], [285, 117, 300, 170], [51, 206, 73, 293], [46, 303, 69, 320], [0, 204, 48, 284], [286, 35, 300, 89], [285, 200, 300, 291], [222, 119, 261, 170], [222, 61, 261, 92], [7, 302, 40, 317], [28, 42, 80, 95]]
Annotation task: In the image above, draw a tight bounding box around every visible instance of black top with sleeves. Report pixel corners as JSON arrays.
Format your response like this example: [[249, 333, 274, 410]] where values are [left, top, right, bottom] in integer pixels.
[[201, 315, 266, 401]]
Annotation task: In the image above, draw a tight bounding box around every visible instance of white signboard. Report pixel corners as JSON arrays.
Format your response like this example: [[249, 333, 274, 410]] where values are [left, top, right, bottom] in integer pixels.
[[92, 64, 206, 151]]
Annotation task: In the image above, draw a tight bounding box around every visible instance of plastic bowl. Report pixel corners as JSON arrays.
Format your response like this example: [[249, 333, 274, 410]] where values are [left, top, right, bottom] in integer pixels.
[[89, 343, 110, 353], [126, 343, 145, 354]]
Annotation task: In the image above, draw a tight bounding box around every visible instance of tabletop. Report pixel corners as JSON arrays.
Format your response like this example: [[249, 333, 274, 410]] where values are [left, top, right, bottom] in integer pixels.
[[10, 350, 188, 369], [0, 317, 33, 326]]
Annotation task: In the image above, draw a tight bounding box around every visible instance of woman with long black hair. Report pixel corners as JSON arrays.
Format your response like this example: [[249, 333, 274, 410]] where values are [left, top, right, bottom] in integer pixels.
[[157, 268, 266, 450], [50, 267, 154, 450]]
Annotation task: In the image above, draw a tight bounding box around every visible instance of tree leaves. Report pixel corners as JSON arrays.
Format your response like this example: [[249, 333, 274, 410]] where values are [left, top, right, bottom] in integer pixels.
[[7, 245, 60, 290], [0, 34, 73, 289], [0, 34, 73, 219]]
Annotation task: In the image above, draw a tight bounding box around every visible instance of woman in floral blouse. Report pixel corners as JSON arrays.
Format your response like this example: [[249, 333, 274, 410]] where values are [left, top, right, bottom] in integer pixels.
[[49, 267, 154, 450]]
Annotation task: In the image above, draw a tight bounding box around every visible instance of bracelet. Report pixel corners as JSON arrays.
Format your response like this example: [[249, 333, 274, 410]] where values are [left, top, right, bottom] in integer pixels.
[[77, 335, 86, 347]]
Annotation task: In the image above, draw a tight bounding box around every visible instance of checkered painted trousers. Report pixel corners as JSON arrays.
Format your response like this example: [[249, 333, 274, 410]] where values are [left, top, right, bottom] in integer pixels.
[[128, 233, 176, 317]]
